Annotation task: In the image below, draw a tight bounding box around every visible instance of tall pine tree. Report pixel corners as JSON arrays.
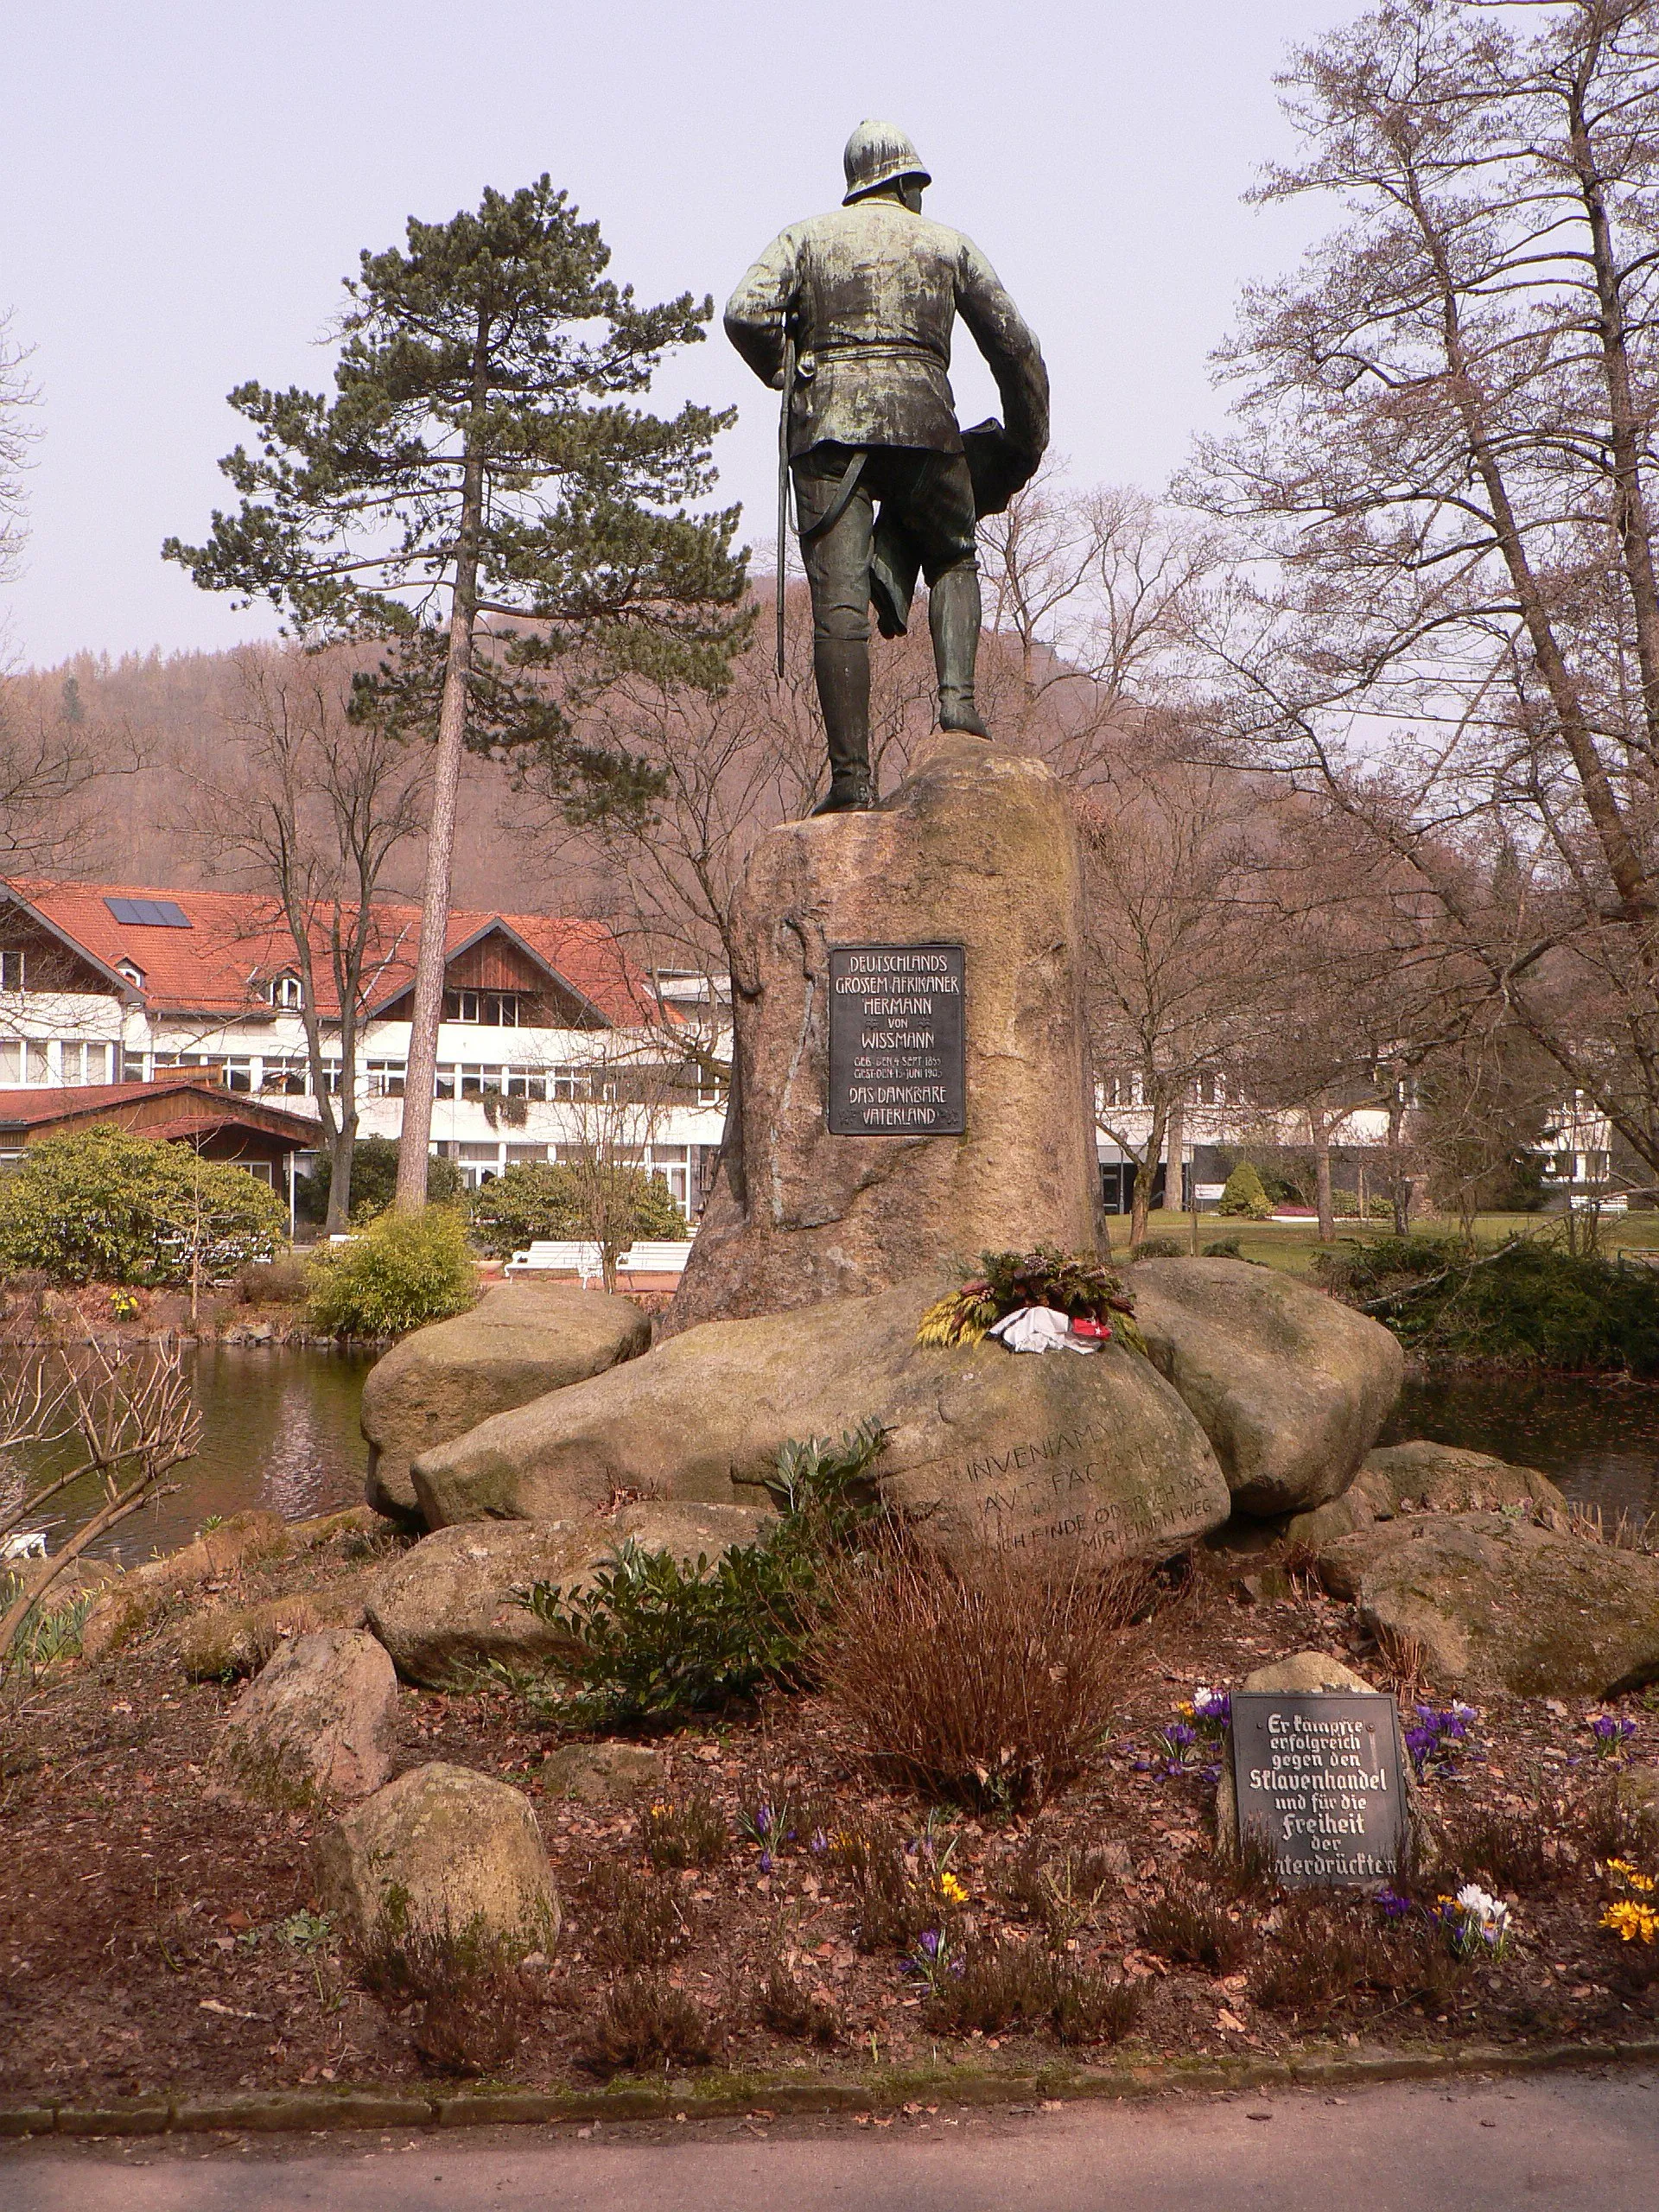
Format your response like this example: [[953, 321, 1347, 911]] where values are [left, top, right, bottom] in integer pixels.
[[166, 179, 747, 1205]]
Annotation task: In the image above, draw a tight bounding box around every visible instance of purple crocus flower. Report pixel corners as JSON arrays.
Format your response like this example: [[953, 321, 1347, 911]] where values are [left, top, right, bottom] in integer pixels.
[[758, 1850, 773, 1874], [1376, 1887, 1411, 1920], [1165, 1721, 1197, 1750], [918, 1929, 941, 1959]]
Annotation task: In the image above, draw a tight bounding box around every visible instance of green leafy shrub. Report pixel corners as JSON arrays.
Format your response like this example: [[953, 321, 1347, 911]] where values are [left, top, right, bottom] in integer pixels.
[[1131, 1236, 1185, 1259], [305, 1205, 476, 1338], [466, 1160, 684, 1258], [1217, 1161, 1272, 1218], [296, 1135, 461, 1224], [1316, 1235, 1659, 1374], [518, 1419, 889, 1726], [0, 1124, 286, 1286]]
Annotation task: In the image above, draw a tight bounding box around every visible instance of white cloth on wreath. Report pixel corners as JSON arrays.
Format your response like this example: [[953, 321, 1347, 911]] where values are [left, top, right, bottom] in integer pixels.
[[987, 1305, 1098, 1354]]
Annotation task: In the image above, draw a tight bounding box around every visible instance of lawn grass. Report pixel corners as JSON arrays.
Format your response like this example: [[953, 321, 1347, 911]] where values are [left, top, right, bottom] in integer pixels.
[[1108, 1208, 1659, 1281]]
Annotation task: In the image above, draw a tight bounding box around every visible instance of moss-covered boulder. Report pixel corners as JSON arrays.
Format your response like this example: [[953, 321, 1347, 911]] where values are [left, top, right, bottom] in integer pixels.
[[1128, 1257, 1403, 1516], [1315, 1512, 1659, 1697], [363, 1501, 775, 1688], [210, 1629, 397, 1806], [1283, 1440, 1568, 1548], [315, 1761, 558, 1947], [409, 1280, 1231, 1567], [360, 1281, 652, 1523]]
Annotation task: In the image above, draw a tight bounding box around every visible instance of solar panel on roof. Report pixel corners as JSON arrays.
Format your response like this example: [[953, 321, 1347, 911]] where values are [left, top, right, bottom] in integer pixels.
[[104, 897, 192, 928]]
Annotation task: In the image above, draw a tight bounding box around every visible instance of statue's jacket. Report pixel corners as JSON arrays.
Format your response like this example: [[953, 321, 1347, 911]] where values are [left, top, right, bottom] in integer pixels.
[[724, 199, 1049, 463]]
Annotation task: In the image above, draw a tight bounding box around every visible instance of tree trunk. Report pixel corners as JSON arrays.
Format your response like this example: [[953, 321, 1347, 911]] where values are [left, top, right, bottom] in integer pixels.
[[1128, 1096, 1169, 1251], [1311, 1106, 1335, 1243], [1166, 1095, 1185, 1236], [1387, 1091, 1411, 1236], [329, 1115, 359, 1236], [396, 320, 490, 1213]]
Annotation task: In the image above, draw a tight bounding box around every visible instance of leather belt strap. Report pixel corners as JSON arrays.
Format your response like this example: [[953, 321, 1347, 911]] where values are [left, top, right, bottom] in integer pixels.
[[798, 448, 868, 543]]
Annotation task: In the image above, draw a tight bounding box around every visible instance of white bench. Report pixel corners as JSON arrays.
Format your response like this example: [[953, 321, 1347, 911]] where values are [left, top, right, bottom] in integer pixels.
[[1569, 1192, 1629, 1215], [505, 1240, 605, 1284], [617, 1240, 694, 1276], [504, 1237, 694, 1282]]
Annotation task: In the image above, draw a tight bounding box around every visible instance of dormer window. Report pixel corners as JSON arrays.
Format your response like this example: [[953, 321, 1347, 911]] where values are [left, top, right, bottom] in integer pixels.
[[262, 973, 304, 1010], [116, 960, 144, 989]]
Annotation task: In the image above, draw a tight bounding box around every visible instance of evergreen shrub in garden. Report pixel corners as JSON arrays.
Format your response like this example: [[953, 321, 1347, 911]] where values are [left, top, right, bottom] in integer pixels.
[[0, 1124, 286, 1286], [305, 1205, 476, 1338], [467, 1160, 684, 1258], [296, 1135, 462, 1224], [1316, 1235, 1659, 1374], [1217, 1161, 1272, 1218]]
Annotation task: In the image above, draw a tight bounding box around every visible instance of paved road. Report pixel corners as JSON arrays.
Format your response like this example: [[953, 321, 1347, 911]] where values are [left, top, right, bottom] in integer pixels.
[[6, 2069, 1658, 2211]]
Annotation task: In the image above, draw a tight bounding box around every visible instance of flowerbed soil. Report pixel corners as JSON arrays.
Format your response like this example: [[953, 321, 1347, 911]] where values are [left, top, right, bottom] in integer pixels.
[[2, 1524, 1656, 2107]]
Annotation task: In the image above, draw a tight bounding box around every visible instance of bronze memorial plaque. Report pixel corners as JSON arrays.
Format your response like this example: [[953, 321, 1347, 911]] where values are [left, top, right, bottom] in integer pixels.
[[1230, 1689, 1408, 1887], [827, 944, 966, 1136]]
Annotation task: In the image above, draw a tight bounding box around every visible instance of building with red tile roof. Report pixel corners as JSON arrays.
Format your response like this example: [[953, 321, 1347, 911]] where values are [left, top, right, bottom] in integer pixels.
[[0, 877, 728, 1214]]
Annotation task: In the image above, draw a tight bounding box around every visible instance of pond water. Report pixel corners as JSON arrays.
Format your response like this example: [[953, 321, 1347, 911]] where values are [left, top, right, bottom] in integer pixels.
[[9, 1346, 1659, 1571], [1382, 1369, 1659, 1525], [2, 1345, 372, 1568]]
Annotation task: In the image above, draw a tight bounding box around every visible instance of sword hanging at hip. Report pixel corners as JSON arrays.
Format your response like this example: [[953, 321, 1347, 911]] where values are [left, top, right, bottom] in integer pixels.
[[775, 335, 795, 680]]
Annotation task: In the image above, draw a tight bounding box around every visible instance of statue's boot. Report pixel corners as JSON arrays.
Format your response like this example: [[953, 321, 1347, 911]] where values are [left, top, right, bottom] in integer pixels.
[[809, 639, 876, 814], [931, 566, 992, 738]]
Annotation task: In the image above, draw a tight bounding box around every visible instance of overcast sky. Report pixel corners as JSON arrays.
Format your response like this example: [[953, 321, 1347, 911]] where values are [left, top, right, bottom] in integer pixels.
[[1, 0, 1363, 670]]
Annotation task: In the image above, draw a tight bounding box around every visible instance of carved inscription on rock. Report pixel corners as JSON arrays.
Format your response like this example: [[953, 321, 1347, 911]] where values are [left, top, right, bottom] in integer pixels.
[[1230, 1690, 1408, 1886], [827, 943, 965, 1137], [895, 1419, 1222, 1560]]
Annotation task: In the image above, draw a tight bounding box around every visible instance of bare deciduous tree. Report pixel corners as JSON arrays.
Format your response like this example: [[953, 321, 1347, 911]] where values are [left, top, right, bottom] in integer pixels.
[[191, 648, 429, 1230], [0, 1338, 201, 1673], [1189, 0, 1659, 1190], [1081, 758, 1283, 1247]]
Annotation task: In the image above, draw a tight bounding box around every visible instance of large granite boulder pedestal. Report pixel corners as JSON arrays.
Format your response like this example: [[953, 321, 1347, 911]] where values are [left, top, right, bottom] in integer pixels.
[[667, 733, 1103, 1333], [365, 1502, 776, 1687], [361, 1281, 651, 1522], [1315, 1511, 1659, 1698], [1130, 1257, 1403, 1516], [410, 1280, 1232, 1567]]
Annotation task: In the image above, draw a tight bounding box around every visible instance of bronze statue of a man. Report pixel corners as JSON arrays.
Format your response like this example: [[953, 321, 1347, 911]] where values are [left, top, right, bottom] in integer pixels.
[[726, 120, 1050, 812]]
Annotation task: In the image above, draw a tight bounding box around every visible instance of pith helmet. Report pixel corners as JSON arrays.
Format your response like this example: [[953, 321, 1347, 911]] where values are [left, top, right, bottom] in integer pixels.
[[842, 119, 931, 204]]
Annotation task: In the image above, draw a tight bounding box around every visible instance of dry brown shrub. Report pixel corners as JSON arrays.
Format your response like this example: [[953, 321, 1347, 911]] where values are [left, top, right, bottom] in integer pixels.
[[356, 1914, 532, 2077], [579, 1975, 716, 2075], [813, 1546, 1152, 1811]]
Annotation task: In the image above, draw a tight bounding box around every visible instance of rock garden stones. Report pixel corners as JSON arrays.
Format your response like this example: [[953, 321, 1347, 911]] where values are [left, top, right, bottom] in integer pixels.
[[1128, 1256, 1403, 1515], [363, 1502, 775, 1688], [1315, 1510, 1659, 1698], [1283, 1440, 1568, 1548], [537, 1740, 667, 1805], [315, 1761, 560, 1947], [409, 1279, 1233, 1567], [360, 1281, 652, 1523], [210, 1628, 397, 1806]]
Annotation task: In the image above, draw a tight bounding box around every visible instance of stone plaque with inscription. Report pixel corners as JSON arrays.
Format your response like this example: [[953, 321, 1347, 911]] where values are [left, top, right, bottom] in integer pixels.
[[827, 943, 966, 1137], [1230, 1690, 1407, 1886]]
